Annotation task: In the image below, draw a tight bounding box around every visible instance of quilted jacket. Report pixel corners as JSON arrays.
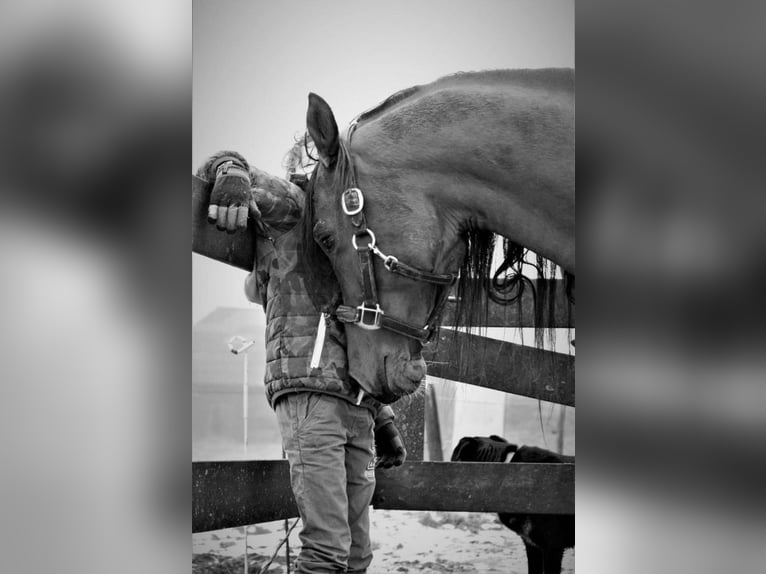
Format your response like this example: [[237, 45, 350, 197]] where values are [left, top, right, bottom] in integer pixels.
[[201, 154, 390, 422]]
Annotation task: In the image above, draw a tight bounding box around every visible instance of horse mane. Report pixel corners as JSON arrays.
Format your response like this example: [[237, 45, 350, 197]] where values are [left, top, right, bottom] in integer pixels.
[[435, 68, 574, 93], [283, 133, 319, 177], [354, 85, 423, 124]]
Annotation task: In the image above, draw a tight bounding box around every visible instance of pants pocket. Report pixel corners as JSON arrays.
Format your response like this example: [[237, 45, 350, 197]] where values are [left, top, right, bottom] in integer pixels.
[[297, 392, 324, 422]]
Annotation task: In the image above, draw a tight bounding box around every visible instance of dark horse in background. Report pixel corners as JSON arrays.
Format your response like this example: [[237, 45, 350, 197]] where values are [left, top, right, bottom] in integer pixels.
[[452, 435, 574, 574], [303, 69, 574, 403]]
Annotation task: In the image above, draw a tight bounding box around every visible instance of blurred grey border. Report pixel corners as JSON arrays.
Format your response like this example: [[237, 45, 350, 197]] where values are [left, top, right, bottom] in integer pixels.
[[0, 2, 190, 573], [0, 1, 765, 573], [578, 2, 766, 572]]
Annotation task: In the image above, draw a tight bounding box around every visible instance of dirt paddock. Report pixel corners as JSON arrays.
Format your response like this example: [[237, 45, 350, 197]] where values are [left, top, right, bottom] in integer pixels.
[[193, 509, 574, 573]]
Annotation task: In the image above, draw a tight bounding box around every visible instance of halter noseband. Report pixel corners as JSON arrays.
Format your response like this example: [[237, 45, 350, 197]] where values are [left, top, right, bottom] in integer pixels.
[[331, 121, 457, 344]]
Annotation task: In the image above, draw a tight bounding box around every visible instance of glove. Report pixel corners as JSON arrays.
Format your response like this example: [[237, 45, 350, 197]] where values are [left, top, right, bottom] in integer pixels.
[[374, 421, 406, 469], [207, 155, 252, 233]]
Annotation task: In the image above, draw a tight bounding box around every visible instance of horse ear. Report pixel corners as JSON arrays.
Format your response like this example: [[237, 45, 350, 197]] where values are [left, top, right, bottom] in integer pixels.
[[307, 92, 339, 168]]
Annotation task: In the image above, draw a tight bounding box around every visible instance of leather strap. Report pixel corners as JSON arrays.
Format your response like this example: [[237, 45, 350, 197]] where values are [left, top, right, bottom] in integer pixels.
[[357, 242, 379, 307], [335, 305, 432, 342], [334, 119, 459, 343], [385, 257, 455, 285]]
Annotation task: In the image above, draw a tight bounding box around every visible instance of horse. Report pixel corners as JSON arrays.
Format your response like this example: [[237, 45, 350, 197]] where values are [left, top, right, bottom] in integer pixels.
[[302, 69, 574, 403]]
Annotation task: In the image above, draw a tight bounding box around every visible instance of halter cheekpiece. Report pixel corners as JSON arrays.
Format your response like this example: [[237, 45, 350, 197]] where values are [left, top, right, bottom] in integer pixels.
[[331, 121, 456, 344]]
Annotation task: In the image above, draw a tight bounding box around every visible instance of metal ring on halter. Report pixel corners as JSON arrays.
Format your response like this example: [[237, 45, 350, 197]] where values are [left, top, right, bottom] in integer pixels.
[[351, 228, 376, 251], [342, 187, 364, 215]]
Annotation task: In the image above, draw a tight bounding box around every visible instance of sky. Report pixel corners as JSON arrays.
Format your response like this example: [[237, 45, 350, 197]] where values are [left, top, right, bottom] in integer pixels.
[[192, 0, 574, 325]]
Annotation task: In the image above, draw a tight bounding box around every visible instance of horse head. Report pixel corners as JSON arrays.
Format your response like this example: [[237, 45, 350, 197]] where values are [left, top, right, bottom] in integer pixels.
[[302, 71, 574, 403], [303, 93, 470, 403]]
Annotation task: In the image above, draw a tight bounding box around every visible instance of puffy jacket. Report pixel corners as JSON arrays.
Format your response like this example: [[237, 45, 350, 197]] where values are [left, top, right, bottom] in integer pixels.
[[198, 151, 392, 424]]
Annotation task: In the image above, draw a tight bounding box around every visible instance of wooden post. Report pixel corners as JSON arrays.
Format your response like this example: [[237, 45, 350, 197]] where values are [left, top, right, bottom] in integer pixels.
[[425, 384, 443, 461], [392, 394, 425, 461]]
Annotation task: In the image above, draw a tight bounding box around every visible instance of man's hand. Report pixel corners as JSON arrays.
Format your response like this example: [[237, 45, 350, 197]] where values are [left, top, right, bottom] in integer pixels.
[[375, 421, 407, 469], [207, 158, 252, 233]]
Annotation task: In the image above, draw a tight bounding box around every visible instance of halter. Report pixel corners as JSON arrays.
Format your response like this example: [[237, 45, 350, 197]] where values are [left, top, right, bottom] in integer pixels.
[[331, 121, 457, 344]]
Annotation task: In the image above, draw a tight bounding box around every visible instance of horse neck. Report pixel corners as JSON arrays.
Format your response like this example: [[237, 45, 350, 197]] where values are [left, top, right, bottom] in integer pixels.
[[354, 76, 575, 273], [449, 173, 575, 275]]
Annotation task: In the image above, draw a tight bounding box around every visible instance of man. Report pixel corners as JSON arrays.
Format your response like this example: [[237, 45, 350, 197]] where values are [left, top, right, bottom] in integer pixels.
[[196, 149, 406, 573]]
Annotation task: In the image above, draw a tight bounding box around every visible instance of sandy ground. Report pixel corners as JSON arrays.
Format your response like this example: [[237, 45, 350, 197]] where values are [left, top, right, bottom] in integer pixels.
[[193, 509, 574, 573]]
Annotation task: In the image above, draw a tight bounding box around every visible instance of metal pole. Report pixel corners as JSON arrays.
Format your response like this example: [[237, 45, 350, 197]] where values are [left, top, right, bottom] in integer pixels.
[[227, 336, 255, 574], [556, 405, 566, 455], [243, 353, 249, 574], [243, 353, 249, 454]]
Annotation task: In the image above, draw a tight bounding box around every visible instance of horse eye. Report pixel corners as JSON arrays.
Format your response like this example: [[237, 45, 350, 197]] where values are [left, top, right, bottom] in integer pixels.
[[313, 223, 336, 253]]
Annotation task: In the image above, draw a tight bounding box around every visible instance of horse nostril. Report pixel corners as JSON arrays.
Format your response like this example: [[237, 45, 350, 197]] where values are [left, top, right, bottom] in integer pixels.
[[403, 357, 427, 382], [408, 338, 423, 358]]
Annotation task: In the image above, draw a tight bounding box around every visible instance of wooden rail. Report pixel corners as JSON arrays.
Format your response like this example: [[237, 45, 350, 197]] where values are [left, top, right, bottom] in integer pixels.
[[425, 331, 575, 407], [193, 460, 574, 533], [191, 172, 576, 536]]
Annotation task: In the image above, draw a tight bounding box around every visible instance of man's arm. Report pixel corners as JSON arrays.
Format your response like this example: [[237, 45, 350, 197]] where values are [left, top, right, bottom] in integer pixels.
[[197, 151, 252, 232], [198, 151, 305, 234], [192, 172, 254, 271], [249, 166, 304, 232]]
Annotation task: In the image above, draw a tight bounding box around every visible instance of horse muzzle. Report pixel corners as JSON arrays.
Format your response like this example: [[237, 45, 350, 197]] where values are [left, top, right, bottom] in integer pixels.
[[383, 353, 426, 399]]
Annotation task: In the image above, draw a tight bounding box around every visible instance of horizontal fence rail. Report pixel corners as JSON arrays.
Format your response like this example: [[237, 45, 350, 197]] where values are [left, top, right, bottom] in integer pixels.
[[425, 331, 575, 407], [191, 175, 576, 537], [193, 460, 574, 533], [194, 460, 298, 533], [373, 461, 574, 514]]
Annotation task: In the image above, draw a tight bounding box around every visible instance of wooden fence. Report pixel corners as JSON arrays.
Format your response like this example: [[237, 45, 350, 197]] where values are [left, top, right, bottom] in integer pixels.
[[191, 174, 574, 533]]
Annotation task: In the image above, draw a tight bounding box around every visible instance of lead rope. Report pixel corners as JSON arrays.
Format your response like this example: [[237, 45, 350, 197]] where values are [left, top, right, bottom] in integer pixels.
[[283, 445, 291, 573], [260, 517, 300, 572]]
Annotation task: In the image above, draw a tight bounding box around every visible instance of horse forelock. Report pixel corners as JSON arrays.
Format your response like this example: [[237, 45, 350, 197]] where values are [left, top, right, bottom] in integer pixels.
[[333, 137, 357, 191]]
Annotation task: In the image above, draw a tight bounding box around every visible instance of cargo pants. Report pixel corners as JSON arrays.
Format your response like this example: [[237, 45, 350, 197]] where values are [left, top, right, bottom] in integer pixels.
[[275, 392, 376, 573]]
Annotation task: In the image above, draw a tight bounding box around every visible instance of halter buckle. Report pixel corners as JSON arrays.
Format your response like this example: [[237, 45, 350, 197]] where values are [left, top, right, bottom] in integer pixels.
[[356, 303, 384, 330], [342, 187, 364, 216]]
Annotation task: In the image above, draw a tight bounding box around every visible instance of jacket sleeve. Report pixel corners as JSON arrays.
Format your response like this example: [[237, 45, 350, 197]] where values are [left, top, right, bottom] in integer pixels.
[[249, 166, 304, 232]]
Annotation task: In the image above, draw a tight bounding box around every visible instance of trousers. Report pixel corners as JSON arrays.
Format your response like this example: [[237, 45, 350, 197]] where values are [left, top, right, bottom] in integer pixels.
[[275, 392, 376, 573]]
